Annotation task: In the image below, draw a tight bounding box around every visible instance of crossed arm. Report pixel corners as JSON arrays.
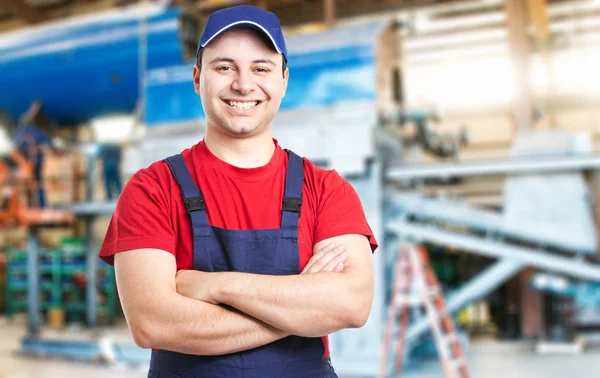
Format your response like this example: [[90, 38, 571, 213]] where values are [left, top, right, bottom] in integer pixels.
[[115, 234, 374, 355], [116, 248, 292, 355]]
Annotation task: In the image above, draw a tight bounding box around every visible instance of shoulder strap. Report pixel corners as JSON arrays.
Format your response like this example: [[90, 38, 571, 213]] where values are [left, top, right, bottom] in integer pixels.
[[281, 149, 303, 229], [164, 154, 209, 228]]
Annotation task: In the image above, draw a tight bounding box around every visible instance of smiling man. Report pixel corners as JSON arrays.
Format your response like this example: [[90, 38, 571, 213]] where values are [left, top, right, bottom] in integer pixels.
[[99, 5, 377, 378]]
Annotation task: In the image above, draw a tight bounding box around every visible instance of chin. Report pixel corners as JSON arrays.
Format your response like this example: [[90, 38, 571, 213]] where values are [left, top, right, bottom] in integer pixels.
[[225, 123, 261, 136]]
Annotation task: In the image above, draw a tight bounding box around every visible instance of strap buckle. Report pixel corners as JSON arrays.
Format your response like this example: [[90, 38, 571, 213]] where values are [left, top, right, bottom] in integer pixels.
[[184, 196, 206, 211], [282, 197, 302, 213]]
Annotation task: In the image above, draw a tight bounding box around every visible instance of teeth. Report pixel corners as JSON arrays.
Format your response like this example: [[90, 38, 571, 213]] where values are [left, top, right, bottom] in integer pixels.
[[227, 101, 258, 109]]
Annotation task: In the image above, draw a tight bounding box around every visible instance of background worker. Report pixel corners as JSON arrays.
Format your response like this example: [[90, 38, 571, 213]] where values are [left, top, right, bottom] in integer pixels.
[[98, 142, 123, 201], [99, 5, 377, 378], [12, 101, 64, 208]]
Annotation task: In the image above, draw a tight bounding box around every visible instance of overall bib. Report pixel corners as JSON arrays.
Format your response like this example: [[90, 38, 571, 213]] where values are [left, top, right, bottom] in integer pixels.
[[149, 149, 338, 378]]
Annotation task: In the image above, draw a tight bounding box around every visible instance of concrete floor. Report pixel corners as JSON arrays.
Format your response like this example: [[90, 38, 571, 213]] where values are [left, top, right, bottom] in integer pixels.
[[399, 338, 600, 378], [1, 315, 600, 378], [0, 315, 148, 378]]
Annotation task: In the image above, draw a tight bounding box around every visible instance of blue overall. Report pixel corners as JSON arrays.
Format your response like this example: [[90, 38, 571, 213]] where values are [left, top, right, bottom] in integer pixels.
[[148, 150, 338, 378]]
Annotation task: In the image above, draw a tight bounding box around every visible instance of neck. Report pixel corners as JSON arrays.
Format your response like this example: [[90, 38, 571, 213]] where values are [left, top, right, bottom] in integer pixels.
[[204, 127, 275, 168]]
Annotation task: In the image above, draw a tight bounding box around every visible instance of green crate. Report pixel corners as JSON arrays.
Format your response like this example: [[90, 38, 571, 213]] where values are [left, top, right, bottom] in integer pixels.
[[4, 243, 117, 325], [61, 237, 86, 259], [7, 249, 27, 262]]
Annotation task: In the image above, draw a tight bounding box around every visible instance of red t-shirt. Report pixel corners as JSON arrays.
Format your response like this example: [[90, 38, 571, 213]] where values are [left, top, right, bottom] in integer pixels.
[[99, 138, 378, 358]]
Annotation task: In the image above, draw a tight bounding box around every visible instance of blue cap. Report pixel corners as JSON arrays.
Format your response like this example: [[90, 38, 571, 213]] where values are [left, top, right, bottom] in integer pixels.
[[197, 5, 288, 62]]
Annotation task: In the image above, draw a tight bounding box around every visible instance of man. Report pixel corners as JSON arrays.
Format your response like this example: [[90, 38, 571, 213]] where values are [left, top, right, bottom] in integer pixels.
[[99, 5, 377, 378], [98, 142, 123, 201], [12, 119, 55, 208]]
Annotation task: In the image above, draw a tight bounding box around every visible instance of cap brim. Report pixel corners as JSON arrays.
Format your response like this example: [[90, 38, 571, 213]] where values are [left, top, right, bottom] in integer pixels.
[[199, 20, 281, 55]]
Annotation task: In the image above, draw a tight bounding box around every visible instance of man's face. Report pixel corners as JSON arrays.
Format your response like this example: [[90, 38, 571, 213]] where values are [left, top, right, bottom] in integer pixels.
[[194, 29, 288, 138]]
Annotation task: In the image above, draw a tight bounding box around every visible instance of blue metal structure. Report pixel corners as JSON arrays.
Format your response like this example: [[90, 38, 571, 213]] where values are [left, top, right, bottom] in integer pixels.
[[0, 4, 198, 125], [532, 273, 600, 327]]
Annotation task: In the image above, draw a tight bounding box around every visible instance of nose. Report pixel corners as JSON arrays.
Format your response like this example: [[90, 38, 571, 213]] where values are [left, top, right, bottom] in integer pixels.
[[231, 70, 255, 95]]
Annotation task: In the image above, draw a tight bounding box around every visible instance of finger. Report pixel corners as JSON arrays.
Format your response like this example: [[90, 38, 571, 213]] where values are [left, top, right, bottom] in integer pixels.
[[320, 251, 348, 272], [334, 262, 344, 272], [306, 245, 346, 273], [302, 243, 346, 274], [302, 243, 337, 273]]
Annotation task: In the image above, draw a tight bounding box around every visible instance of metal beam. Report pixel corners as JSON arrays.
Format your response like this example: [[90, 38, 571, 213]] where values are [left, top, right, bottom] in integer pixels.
[[388, 220, 600, 281], [55, 201, 116, 216], [405, 259, 523, 344], [27, 228, 41, 336], [386, 154, 600, 181], [3, 0, 48, 24], [387, 193, 595, 253], [54, 201, 116, 326]]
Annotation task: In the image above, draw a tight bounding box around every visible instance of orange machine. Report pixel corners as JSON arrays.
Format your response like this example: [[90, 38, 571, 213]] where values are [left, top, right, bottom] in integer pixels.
[[0, 150, 73, 227]]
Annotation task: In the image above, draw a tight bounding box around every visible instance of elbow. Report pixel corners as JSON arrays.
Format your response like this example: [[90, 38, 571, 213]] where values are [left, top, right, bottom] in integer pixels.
[[130, 318, 159, 349], [348, 306, 370, 328], [346, 291, 373, 329]]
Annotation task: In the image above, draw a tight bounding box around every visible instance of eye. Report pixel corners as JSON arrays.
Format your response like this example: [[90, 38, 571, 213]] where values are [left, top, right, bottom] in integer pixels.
[[217, 66, 233, 72], [255, 67, 270, 73]]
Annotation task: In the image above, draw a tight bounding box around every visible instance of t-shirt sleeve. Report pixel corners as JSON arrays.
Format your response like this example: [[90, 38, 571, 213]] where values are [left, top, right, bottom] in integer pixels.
[[313, 170, 378, 253], [98, 168, 177, 265]]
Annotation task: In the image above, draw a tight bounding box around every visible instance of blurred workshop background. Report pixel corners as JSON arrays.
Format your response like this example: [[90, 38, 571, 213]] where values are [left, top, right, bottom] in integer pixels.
[[2, 0, 600, 377]]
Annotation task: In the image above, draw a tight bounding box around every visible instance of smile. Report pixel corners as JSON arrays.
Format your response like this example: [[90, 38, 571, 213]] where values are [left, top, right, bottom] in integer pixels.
[[223, 100, 261, 110]]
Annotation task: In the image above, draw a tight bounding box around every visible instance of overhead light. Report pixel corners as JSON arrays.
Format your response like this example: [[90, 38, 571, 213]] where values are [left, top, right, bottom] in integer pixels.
[[91, 115, 136, 143], [0, 127, 14, 157]]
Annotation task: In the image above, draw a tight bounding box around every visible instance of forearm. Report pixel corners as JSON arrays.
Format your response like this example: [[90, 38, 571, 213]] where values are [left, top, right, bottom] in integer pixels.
[[215, 272, 371, 337], [134, 291, 288, 355]]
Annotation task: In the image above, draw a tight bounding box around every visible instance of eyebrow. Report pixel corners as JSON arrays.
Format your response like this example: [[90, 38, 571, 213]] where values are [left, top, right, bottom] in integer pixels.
[[208, 57, 234, 64], [208, 57, 276, 66], [252, 58, 276, 66]]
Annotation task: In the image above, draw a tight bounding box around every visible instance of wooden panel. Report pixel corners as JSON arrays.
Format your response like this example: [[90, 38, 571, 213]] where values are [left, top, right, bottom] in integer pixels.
[[0, 0, 116, 31], [554, 108, 600, 134], [324, 0, 335, 27], [93, 216, 112, 244], [0, 16, 27, 32], [440, 114, 514, 147], [505, 0, 534, 131], [520, 267, 544, 338], [44, 153, 79, 206], [39, 228, 73, 248], [420, 177, 505, 196], [2, 0, 48, 23], [377, 23, 403, 118], [527, 0, 551, 44], [418, 145, 510, 163]]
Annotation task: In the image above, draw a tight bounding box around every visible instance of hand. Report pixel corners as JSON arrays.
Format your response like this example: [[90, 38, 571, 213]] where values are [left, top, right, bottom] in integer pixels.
[[301, 244, 348, 274], [176, 270, 220, 305]]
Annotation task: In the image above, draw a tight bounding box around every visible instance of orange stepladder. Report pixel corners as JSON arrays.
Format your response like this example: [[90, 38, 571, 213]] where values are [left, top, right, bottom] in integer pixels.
[[378, 244, 470, 378]]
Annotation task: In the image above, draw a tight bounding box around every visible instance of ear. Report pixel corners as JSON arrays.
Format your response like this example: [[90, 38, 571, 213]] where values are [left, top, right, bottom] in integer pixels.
[[193, 65, 201, 95], [282, 67, 289, 96]]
